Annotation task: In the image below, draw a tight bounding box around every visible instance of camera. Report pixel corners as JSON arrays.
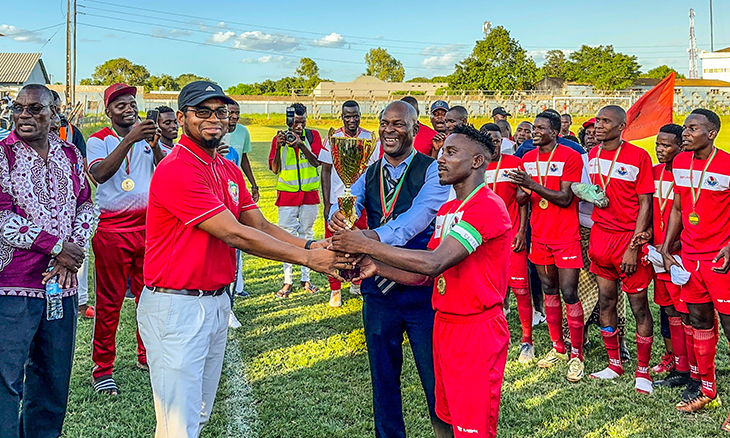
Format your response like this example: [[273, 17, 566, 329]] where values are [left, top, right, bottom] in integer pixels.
[[283, 106, 298, 144], [58, 114, 69, 128]]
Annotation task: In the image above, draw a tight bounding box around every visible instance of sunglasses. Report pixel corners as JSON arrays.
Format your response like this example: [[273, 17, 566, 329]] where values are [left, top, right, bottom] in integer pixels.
[[10, 104, 51, 116]]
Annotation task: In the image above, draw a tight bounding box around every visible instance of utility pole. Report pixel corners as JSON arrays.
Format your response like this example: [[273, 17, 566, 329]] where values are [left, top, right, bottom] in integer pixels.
[[65, 0, 76, 107], [710, 0, 714, 52]]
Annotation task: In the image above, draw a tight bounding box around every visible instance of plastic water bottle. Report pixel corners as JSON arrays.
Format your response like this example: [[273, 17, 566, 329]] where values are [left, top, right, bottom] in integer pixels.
[[46, 266, 63, 321]]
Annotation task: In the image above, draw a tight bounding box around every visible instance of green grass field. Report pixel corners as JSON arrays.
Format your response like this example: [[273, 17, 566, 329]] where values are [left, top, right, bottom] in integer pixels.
[[63, 123, 730, 438]]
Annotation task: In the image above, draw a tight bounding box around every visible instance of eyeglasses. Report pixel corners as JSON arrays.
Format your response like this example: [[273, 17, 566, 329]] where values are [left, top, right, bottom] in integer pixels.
[[10, 104, 51, 116], [185, 107, 229, 120]]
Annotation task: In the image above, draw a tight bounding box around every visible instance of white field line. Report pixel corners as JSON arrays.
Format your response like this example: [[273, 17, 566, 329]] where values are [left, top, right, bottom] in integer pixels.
[[223, 332, 260, 438]]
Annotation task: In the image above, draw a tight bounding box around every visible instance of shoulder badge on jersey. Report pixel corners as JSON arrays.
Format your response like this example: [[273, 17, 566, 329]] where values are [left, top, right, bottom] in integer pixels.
[[228, 180, 239, 204]]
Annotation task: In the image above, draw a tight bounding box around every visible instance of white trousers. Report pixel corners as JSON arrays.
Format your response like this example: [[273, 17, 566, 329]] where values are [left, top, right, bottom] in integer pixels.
[[77, 257, 89, 306], [137, 287, 230, 438], [277, 204, 318, 284]]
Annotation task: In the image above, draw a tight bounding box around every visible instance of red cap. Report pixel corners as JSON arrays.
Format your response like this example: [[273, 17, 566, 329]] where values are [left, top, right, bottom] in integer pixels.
[[582, 117, 596, 128], [104, 83, 137, 107]]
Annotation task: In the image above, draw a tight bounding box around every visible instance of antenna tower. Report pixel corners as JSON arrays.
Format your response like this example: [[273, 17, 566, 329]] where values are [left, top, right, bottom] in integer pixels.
[[688, 8, 699, 79]]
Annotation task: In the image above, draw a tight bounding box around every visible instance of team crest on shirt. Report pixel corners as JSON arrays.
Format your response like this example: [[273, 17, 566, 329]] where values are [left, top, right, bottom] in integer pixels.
[[707, 176, 718, 186], [144, 144, 152, 153], [549, 163, 558, 173], [502, 170, 510, 177], [617, 167, 628, 176], [228, 180, 239, 204]]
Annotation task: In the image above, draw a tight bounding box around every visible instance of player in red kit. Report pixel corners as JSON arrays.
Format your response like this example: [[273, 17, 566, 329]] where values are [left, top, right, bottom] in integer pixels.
[[587, 106, 655, 394], [332, 123, 511, 438], [647, 125, 695, 392], [508, 112, 586, 382], [661, 110, 730, 422], [481, 123, 532, 362]]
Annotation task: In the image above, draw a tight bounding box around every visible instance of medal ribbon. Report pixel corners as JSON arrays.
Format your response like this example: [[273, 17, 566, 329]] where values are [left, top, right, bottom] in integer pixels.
[[595, 143, 623, 189], [379, 151, 415, 222], [689, 147, 718, 212], [111, 127, 134, 175], [657, 169, 674, 228], [535, 145, 559, 187], [489, 157, 502, 191], [443, 183, 485, 237]]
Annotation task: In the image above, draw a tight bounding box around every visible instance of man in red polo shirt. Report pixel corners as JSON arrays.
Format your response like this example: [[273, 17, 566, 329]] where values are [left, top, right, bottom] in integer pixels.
[[269, 103, 323, 297], [139, 81, 339, 438], [86, 83, 163, 395], [481, 123, 532, 362], [587, 106, 655, 395], [662, 110, 730, 419], [332, 123, 512, 438], [401, 96, 437, 156], [508, 111, 586, 383]]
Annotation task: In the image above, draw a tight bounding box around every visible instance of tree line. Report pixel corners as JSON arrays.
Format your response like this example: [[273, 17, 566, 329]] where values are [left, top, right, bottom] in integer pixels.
[[80, 26, 684, 94]]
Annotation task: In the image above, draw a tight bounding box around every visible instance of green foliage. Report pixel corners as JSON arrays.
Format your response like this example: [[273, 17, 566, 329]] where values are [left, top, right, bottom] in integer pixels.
[[541, 50, 570, 79], [448, 26, 539, 91], [641, 65, 685, 79], [80, 58, 150, 86], [551, 45, 642, 91], [176, 73, 212, 88], [225, 58, 326, 95], [146, 74, 179, 91], [365, 48, 405, 82], [295, 57, 320, 80], [391, 90, 425, 95]]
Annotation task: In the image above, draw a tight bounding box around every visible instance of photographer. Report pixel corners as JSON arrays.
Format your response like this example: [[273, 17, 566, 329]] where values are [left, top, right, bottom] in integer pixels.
[[268, 103, 323, 297]]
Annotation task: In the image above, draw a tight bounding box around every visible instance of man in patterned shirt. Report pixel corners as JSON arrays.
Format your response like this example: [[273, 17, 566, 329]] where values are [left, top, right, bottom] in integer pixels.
[[0, 84, 96, 438]]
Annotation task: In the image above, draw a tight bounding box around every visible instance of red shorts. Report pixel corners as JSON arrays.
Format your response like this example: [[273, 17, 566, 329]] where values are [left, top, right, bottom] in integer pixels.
[[434, 308, 509, 438], [529, 240, 583, 269], [588, 226, 652, 294], [680, 256, 730, 315], [653, 277, 688, 313], [508, 249, 529, 289]]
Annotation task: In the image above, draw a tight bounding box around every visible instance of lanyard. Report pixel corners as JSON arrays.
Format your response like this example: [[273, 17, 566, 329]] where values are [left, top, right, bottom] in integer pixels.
[[656, 168, 674, 216], [489, 157, 502, 191], [535, 145, 559, 187], [379, 151, 415, 222], [689, 147, 717, 211], [111, 127, 134, 175], [595, 143, 623, 189], [443, 183, 485, 237]]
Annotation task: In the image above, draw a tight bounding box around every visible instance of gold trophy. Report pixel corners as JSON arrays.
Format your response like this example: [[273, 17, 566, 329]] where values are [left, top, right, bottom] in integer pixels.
[[328, 127, 377, 229], [328, 127, 377, 281]]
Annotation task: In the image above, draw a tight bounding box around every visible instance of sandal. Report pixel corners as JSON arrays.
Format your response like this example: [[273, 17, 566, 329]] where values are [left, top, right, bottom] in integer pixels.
[[93, 375, 119, 396], [302, 281, 319, 294], [275, 284, 292, 299], [721, 412, 730, 432]]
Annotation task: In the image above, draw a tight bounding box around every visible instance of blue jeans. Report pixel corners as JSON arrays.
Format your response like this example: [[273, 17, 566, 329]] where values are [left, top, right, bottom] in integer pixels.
[[0, 294, 78, 438], [362, 290, 440, 438]]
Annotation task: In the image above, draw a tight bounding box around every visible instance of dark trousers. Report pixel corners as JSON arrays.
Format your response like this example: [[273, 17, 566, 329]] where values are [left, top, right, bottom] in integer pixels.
[[363, 291, 439, 438], [0, 294, 78, 438]]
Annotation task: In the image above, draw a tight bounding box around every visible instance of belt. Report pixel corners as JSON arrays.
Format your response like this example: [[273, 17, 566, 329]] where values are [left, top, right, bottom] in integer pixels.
[[146, 286, 226, 297]]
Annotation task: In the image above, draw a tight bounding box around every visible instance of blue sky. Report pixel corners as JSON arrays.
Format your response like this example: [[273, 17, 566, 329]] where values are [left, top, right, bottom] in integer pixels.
[[1, 0, 728, 88]]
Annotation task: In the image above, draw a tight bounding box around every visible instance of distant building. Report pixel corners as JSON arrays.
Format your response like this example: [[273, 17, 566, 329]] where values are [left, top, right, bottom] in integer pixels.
[[0, 53, 50, 88], [312, 75, 447, 98], [699, 47, 730, 83]]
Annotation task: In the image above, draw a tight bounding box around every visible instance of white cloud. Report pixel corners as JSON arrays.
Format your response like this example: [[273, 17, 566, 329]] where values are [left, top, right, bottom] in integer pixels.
[[232, 31, 300, 52], [312, 32, 347, 48], [421, 52, 462, 68], [216, 22, 227, 29], [420, 44, 467, 56], [241, 55, 297, 67], [528, 49, 573, 66], [153, 28, 193, 38], [209, 31, 235, 44], [0, 24, 44, 43]]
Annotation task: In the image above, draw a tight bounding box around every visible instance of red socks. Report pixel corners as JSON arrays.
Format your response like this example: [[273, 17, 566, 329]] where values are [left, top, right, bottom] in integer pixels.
[[601, 328, 624, 375], [544, 294, 565, 354], [636, 334, 653, 380], [693, 328, 718, 399], [566, 302, 585, 361], [513, 288, 533, 344], [683, 323, 700, 380], [668, 316, 689, 373]]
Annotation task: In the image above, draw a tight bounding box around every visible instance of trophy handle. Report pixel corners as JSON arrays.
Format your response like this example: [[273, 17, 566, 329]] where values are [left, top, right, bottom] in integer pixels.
[[327, 127, 336, 146]]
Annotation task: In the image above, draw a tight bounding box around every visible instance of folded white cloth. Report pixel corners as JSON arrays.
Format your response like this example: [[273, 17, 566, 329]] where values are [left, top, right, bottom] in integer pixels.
[[646, 245, 690, 285]]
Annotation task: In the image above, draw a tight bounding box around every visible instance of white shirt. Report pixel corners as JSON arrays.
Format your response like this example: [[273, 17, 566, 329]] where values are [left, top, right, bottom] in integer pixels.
[[319, 127, 377, 202]]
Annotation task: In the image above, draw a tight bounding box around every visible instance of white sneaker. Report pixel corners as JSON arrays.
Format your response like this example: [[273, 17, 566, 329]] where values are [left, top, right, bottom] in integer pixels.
[[503, 306, 511, 316], [635, 377, 654, 394], [329, 289, 342, 307], [229, 311, 242, 329], [349, 283, 361, 296], [532, 311, 546, 327], [590, 367, 622, 380]]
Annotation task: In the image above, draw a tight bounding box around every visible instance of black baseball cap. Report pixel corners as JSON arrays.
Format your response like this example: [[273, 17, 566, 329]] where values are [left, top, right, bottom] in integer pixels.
[[492, 106, 511, 117], [178, 81, 235, 110], [430, 100, 449, 113]]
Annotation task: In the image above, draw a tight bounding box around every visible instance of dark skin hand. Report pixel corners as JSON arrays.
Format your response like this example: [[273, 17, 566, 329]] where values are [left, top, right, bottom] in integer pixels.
[[430, 132, 447, 158], [621, 194, 652, 276], [90, 119, 160, 184], [42, 260, 78, 288], [512, 204, 528, 252]]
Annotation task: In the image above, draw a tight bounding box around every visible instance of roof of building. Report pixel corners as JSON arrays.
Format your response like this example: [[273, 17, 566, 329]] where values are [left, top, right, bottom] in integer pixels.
[[716, 47, 730, 53], [0, 53, 49, 84], [633, 77, 730, 87]]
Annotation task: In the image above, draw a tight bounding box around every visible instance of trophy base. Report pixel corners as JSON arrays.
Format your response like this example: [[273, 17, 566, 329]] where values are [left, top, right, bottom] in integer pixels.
[[338, 267, 360, 282]]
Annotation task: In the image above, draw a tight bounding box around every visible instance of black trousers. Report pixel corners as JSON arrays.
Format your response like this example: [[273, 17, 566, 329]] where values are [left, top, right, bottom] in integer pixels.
[[0, 294, 78, 438]]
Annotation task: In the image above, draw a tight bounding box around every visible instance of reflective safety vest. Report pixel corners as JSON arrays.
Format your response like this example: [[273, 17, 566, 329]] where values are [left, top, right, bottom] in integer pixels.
[[276, 130, 320, 193], [59, 124, 73, 142]]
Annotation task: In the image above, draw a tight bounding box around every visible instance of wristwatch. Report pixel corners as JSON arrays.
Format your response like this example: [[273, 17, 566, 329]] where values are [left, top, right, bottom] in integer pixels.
[[51, 239, 64, 257]]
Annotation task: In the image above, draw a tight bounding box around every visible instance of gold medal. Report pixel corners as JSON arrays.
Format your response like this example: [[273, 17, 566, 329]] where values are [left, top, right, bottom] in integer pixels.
[[688, 212, 700, 226], [437, 275, 446, 295], [121, 178, 135, 192], [539, 198, 549, 209]]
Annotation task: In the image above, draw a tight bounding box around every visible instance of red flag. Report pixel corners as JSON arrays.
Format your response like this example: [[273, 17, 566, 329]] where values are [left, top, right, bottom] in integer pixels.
[[622, 72, 675, 141]]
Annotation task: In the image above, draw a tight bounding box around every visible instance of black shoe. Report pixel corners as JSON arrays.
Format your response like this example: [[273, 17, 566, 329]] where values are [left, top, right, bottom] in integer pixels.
[[681, 378, 702, 402], [654, 370, 690, 388], [620, 346, 631, 364]]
